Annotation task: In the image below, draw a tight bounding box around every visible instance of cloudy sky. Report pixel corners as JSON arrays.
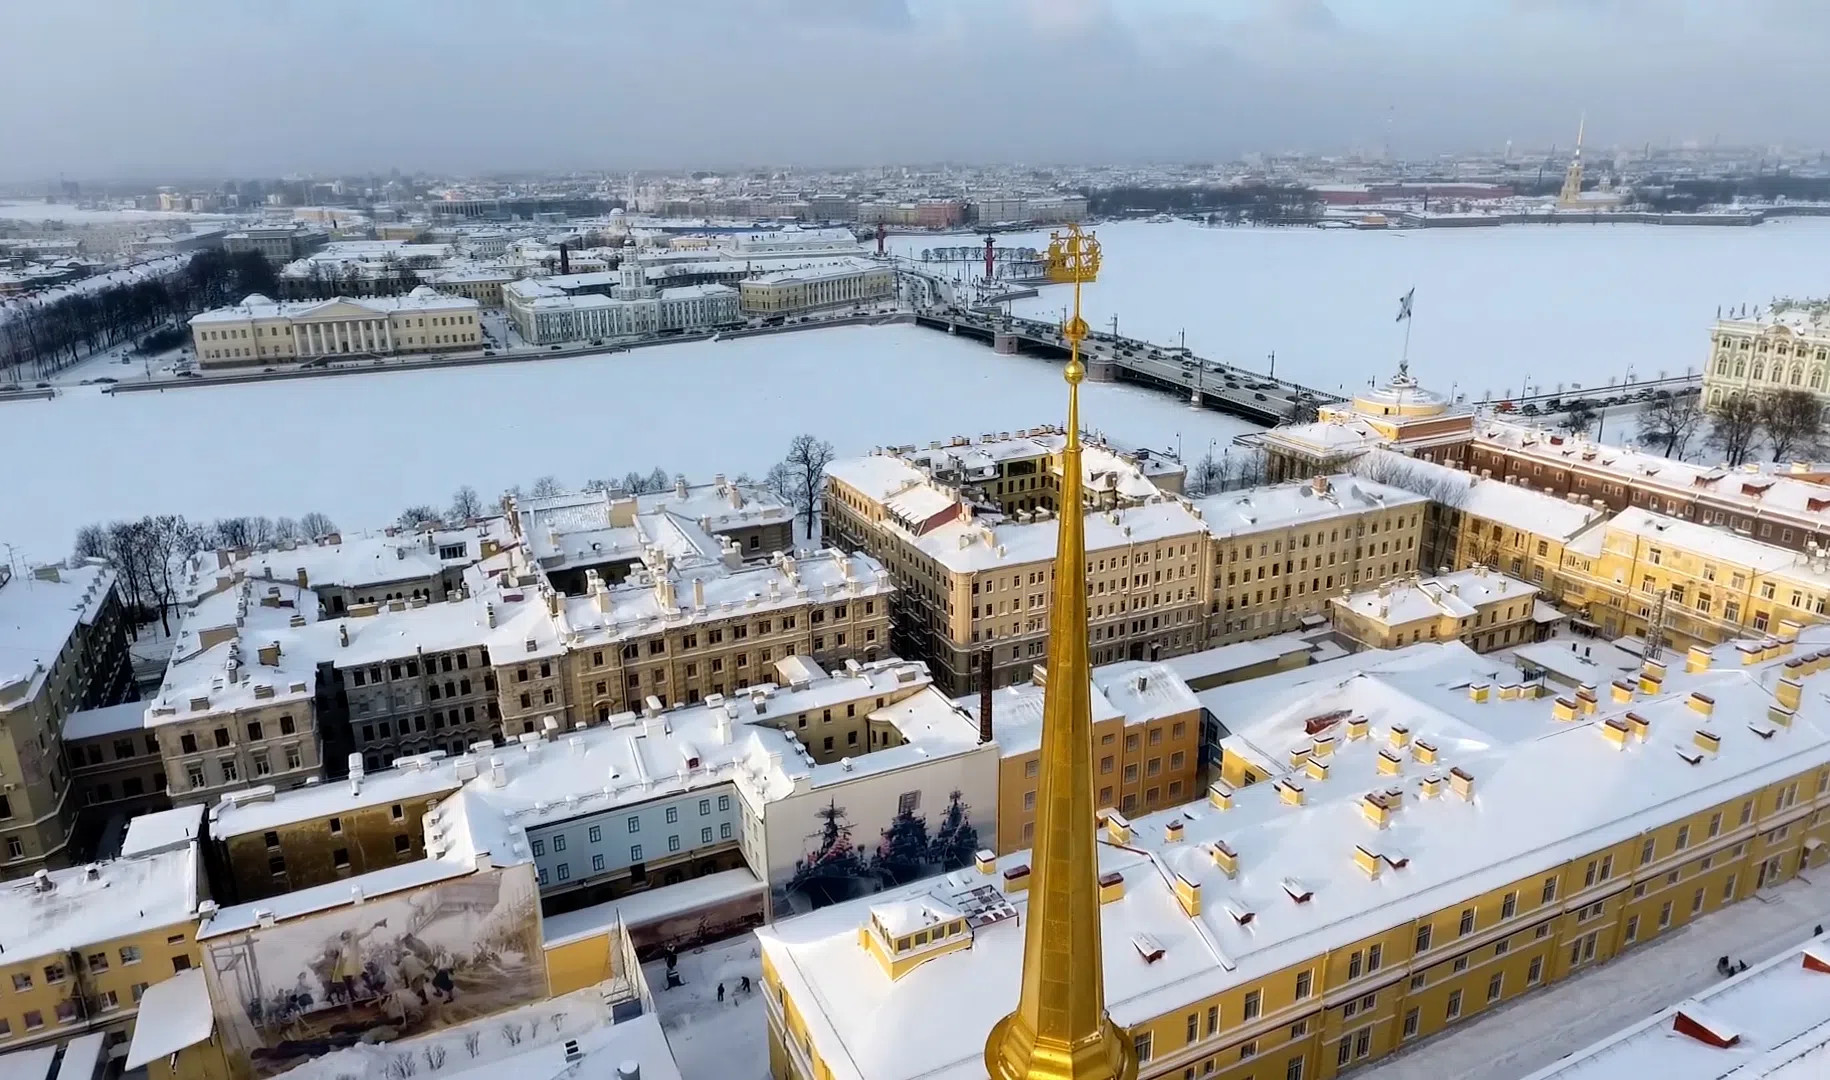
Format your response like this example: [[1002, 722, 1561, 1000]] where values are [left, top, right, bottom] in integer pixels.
[[4, 0, 1827, 179]]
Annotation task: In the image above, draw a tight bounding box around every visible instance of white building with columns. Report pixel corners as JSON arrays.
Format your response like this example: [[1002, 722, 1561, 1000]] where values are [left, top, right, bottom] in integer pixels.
[[188, 286, 483, 368]]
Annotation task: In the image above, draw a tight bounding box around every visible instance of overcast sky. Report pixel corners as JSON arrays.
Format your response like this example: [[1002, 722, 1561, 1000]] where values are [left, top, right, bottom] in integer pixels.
[[4, 0, 1828, 180]]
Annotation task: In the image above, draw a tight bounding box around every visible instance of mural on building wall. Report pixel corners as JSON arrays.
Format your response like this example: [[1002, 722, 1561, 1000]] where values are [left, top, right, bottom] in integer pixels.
[[202, 867, 545, 1078], [779, 790, 982, 914]]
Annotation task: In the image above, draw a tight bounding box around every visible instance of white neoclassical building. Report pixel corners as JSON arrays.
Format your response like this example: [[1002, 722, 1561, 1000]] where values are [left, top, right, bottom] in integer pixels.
[[1703, 303, 1830, 408], [188, 287, 483, 368], [502, 245, 740, 344]]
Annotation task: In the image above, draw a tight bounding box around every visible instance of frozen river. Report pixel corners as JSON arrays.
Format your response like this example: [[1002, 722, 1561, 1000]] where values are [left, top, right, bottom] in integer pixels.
[[7, 216, 1826, 565], [0, 325, 1254, 563], [895, 217, 1830, 400]]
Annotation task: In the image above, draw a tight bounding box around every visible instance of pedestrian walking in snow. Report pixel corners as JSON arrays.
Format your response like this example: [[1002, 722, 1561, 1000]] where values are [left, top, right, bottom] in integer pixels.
[[740, 975, 752, 994]]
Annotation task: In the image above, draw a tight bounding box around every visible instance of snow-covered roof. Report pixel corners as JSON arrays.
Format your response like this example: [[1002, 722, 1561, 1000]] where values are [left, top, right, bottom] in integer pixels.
[[1336, 566, 1539, 625], [121, 804, 205, 858], [0, 561, 118, 711], [188, 287, 476, 324], [1191, 474, 1426, 537], [0, 844, 200, 962], [1521, 931, 1830, 1079], [1478, 422, 1830, 529], [1160, 634, 1317, 687], [151, 544, 561, 728], [209, 753, 463, 840], [759, 631, 1830, 1080], [123, 969, 214, 1070], [182, 521, 507, 605], [744, 256, 888, 286], [1358, 450, 1608, 540], [1606, 507, 1830, 589], [966, 662, 1200, 759], [268, 987, 679, 1080], [559, 548, 891, 648], [202, 656, 933, 843], [58, 698, 146, 742], [913, 500, 1208, 574], [515, 481, 791, 573]]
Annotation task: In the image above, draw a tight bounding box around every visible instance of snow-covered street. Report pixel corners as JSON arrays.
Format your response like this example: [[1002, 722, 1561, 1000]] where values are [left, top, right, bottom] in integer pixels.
[[644, 936, 768, 1080], [1361, 871, 1830, 1080]]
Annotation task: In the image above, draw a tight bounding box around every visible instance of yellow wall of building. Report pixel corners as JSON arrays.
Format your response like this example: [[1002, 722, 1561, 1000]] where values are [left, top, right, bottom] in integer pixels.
[[764, 751, 1830, 1080], [544, 932, 622, 998]]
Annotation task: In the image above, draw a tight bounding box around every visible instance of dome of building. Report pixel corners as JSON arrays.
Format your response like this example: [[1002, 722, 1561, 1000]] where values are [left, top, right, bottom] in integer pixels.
[[407, 285, 440, 298], [241, 293, 272, 307], [1350, 369, 1449, 418]]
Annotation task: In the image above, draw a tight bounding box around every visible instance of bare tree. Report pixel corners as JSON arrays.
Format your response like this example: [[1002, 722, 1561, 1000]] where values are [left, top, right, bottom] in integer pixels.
[[1558, 401, 1599, 437], [645, 466, 669, 492], [146, 515, 206, 636], [211, 516, 255, 549], [104, 519, 157, 639], [1636, 392, 1705, 459], [299, 511, 338, 539], [778, 434, 835, 534], [1185, 452, 1225, 497], [272, 516, 301, 543], [448, 485, 484, 522], [1707, 394, 1762, 467], [73, 524, 109, 561], [246, 516, 276, 546], [1759, 388, 1825, 462], [397, 505, 442, 530], [530, 475, 564, 498]]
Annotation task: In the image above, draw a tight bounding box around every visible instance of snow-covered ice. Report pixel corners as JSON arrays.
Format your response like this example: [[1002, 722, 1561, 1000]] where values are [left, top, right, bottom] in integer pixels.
[[893, 218, 1830, 399], [643, 935, 768, 1080], [9, 217, 1827, 565], [0, 324, 1255, 563]]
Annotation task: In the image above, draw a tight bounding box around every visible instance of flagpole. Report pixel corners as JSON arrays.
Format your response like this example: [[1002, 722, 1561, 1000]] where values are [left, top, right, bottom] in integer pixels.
[[1401, 313, 1412, 378]]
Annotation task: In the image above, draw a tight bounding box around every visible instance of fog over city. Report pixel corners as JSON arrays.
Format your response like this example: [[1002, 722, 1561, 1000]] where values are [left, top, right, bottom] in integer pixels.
[[6, 0, 1830, 178]]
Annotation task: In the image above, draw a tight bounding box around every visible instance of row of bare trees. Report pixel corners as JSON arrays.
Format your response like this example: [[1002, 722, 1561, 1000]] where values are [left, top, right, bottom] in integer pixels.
[[1636, 388, 1826, 467], [69, 510, 336, 638], [1183, 446, 1271, 497], [1, 249, 279, 380]]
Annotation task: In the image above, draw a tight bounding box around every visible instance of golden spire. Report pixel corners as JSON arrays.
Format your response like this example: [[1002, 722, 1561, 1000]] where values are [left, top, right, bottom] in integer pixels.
[[984, 224, 1134, 1080]]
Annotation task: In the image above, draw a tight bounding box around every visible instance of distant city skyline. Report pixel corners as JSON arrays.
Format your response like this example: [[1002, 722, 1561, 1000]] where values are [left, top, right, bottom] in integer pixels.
[[5, 0, 1829, 180]]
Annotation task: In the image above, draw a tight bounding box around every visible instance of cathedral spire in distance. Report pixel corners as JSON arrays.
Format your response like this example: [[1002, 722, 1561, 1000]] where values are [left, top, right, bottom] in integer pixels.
[[983, 224, 1135, 1080]]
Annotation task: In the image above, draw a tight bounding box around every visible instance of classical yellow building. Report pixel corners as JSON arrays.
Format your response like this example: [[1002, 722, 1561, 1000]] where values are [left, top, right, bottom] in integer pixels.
[[1330, 566, 1544, 653], [827, 436, 1423, 693], [1564, 506, 1830, 650], [187, 287, 482, 368], [0, 842, 205, 1060], [989, 660, 1203, 846], [738, 257, 896, 316], [759, 630, 1830, 1080]]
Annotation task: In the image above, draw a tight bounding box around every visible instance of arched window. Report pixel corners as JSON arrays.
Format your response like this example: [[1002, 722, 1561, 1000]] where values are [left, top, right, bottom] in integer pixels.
[[1792, 366, 1805, 386], [1752, 361, 1765, 382], [1715, 357, 1730, 375], [1812, 367, 1825, 391], [1735, 358, 1746, 378], [1709, 388, 1723, 406]]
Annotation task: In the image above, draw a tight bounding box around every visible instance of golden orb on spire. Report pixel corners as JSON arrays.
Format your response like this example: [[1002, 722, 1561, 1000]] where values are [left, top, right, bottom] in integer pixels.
[[984, 222, 1134, 1080]]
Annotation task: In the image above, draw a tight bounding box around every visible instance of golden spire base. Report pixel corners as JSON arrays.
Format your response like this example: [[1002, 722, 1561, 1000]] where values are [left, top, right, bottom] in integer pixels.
[[983, 224, 1135, 1080]]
